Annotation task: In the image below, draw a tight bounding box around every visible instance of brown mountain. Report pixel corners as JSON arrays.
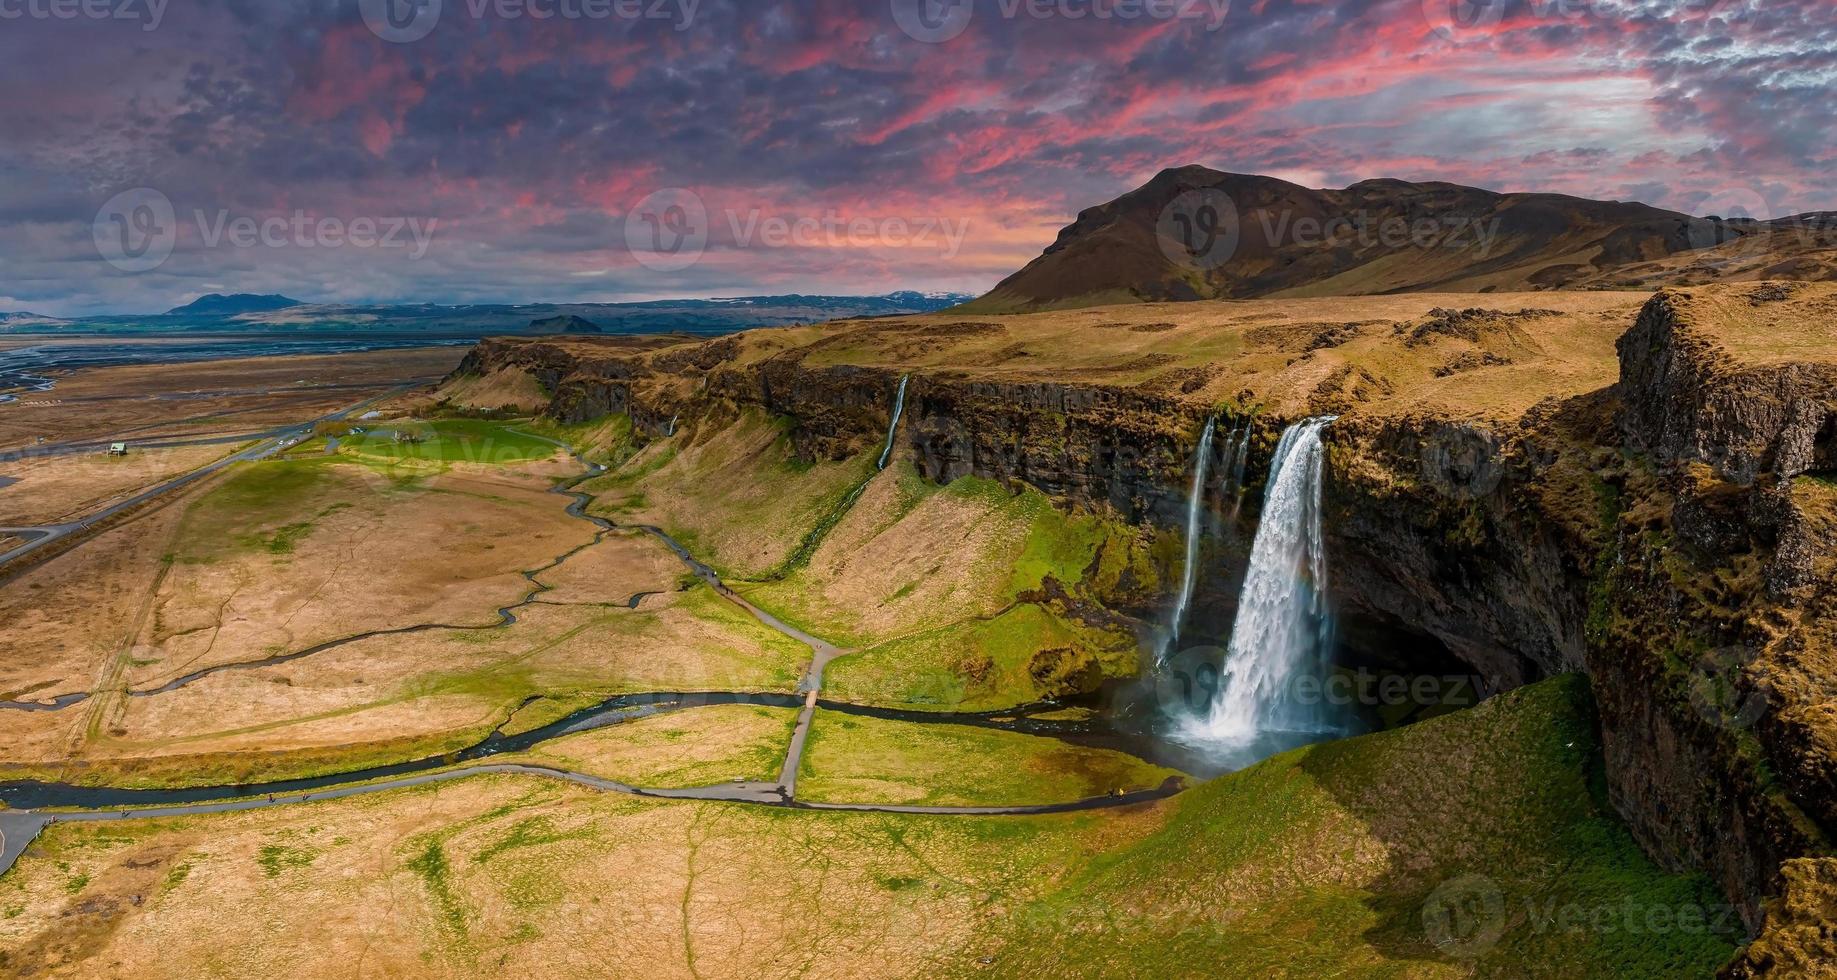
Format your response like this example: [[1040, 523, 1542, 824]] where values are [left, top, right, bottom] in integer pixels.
[[966, 166, 1837, 312]]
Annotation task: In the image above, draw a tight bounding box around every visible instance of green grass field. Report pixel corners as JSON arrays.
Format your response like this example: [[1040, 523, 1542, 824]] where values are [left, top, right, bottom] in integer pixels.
[[797, 710, 1181, 806], [517, 704, 800, 789], [338, 420, 561, 465], [822, 604, 1136, 712], [170, 457, 386, 563], [960, 675, 1742, 978]]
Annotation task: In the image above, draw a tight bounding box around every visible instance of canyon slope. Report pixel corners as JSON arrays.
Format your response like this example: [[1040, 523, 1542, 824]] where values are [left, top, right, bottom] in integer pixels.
[[965, 166, 1837, 312], [446, 279, 1837, 971]]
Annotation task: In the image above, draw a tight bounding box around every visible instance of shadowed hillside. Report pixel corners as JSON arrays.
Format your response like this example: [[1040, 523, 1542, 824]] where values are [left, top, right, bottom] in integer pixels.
[[966, 167, 1837, 312]]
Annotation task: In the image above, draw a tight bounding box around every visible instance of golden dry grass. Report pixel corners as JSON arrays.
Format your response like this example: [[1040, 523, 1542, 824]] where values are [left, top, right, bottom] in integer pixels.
[[0, 444, 238, 526], [0, 774, 1163, 979], [651, 291, 1651, 424], [0, 680, 1736, 979], [17, 583, 809, 787], [435, 366, 551, 412], [535, 530, 682, 606], [0, 347, 465, 452], [516, 703, 799, 788], [735, 466, 1037, 647], [130, 458, 590, 693], [1659, 282, 1837, 367], [0, 480, 201, 705]]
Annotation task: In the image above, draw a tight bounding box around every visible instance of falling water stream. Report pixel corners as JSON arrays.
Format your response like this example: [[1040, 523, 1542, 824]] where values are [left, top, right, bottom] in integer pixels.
[[878, 375, 910, 470], [1160, 417, 1217, 666], [1227, 424, 1254, 521], [1185, 416, 1341, 749]]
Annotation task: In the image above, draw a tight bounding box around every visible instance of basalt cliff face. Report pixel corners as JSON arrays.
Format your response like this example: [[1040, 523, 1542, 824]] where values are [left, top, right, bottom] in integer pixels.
[[1319, 291, 1837, 945], [442, 283, 1837, 959]]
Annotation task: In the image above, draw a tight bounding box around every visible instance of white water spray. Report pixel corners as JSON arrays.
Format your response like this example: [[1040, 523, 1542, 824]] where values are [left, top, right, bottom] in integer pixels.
[[1192, 416, 1340, 744], [878, 375, 910, 471], [1160, 416, 1217, 665], [667, 414, 679, 437]]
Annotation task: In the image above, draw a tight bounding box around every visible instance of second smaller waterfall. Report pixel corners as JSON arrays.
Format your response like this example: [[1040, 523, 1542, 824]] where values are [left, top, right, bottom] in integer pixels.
[[878, 375, 911, 471], [1160, 416, 1217, 665]]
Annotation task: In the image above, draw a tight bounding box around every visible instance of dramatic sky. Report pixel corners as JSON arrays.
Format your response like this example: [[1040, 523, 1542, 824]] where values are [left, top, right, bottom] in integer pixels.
[[0, 0, 1830, 315]]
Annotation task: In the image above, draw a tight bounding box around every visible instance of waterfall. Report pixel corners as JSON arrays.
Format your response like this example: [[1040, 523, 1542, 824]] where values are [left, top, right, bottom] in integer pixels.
[[1160, 416, 1217, 665], [878, 375, 910, 471], [1228, 424, 1254, 521], [667, 414, 679, 437], [1192, 416, 1339, 744]]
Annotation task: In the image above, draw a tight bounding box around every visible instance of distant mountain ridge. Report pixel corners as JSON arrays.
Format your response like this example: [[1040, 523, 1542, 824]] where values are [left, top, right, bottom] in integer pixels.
[[530, 314, 602, 334], [968, 166, 1837, 312], [3, 292, 976, 336], [0, 312, 68, 326], [166, 293, 304, 316]]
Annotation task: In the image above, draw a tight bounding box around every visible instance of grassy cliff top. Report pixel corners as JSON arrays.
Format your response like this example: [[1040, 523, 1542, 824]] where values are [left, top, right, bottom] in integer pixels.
[[458, 282, 1836, 427], [1658, 283, 1837, 368], [712, 289, 1648, 422]]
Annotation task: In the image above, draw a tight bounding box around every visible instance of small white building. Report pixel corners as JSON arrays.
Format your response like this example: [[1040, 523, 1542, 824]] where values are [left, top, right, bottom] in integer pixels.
[[107, 443, 128, 456]]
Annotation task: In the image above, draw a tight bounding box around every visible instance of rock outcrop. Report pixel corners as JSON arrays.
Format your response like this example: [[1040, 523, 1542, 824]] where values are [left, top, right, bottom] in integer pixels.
[[1617, 291, 1837, 484]]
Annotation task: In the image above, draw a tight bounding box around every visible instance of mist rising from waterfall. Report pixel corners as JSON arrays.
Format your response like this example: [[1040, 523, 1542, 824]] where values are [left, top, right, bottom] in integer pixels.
[[1187, 416, 1340, 747], [878, 375, 910, 471], [1160, 416, 1217, 667]]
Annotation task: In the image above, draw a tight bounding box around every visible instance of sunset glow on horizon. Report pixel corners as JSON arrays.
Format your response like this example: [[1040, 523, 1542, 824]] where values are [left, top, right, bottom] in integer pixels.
[[1, 0, 1830, 315]]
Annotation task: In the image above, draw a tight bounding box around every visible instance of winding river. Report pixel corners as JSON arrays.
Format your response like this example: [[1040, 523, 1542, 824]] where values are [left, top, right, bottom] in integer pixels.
[[0, 431, 1192, 846]]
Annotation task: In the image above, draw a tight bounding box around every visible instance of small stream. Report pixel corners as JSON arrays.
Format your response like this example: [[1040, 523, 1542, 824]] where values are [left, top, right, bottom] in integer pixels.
[[0, 692, 806, 811], [0, 422, 1386, 813], [0, 681, 1250, 811]]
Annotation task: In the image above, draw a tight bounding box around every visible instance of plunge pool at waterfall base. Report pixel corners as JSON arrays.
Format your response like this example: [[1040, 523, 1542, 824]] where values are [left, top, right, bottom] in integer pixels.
[[1071, 609, 1496, 779]]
